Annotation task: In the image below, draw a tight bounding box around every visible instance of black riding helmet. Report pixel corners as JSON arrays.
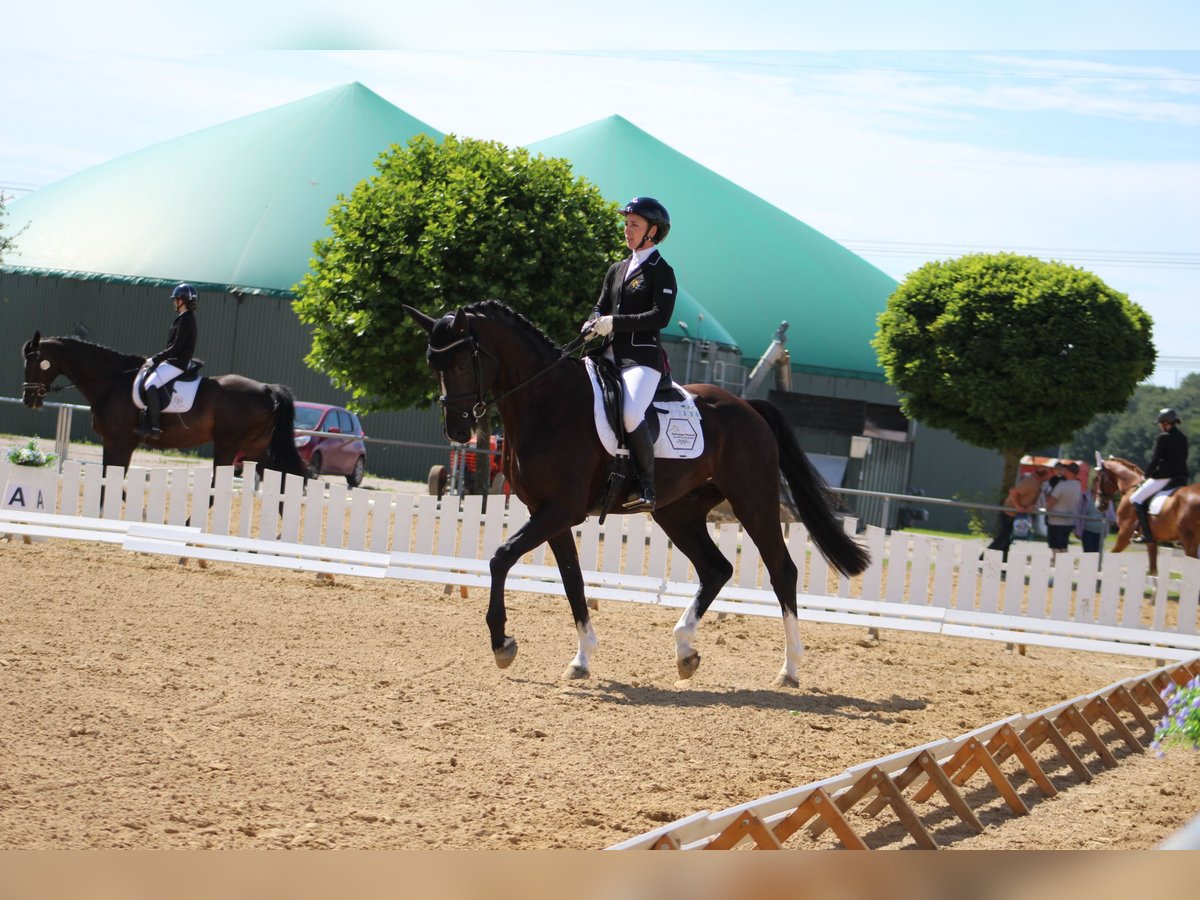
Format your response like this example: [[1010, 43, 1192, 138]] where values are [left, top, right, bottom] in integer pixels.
[[1157, 407, 1181, 425], [171, 282, 198, 311], [621, 196, 670, 244]]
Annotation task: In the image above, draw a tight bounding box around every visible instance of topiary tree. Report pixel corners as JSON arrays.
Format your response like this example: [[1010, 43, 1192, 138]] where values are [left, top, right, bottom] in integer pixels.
[[293, 134, 624, 412], [873, 253, 1156, 496]]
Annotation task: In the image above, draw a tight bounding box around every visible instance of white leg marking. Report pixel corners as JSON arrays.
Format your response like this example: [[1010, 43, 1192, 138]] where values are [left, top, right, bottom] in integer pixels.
[[780, 610, 805, 682], [569, 619, 599, 673], [673, 602, 699, 662]]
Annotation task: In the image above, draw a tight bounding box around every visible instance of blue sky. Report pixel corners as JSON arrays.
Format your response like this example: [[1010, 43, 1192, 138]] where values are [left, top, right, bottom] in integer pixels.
[[3, 4, 1198, 382]]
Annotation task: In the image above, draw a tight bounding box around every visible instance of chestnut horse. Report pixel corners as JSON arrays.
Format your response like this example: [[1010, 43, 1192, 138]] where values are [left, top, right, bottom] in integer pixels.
[[405, 301, 870, 687], [22, 331, 306, 478], [1094, 455, 1200, 575]]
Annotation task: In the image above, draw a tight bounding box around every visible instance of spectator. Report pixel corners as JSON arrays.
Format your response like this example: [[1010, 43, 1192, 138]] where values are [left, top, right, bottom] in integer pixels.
[[1046, 462, 1083, 557], [986, 465, 1052, 561], [1046, 460, 1065, 491]]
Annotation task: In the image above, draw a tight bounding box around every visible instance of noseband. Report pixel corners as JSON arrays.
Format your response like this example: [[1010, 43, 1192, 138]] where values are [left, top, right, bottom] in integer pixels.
[[429, 329, 495, 425]]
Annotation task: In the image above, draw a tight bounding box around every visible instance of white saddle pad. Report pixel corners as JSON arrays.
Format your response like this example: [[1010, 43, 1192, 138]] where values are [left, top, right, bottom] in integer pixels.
[[1149, 493, 1171, 516], [132, 365, 201, 414], [585, 357, 704, 460]]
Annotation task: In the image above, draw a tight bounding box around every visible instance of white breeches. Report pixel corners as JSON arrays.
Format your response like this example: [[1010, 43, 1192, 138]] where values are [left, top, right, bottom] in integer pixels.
[[619, 365, 659, 432], [144, 361, 183, 390], [1130, 477, 1171, 505]]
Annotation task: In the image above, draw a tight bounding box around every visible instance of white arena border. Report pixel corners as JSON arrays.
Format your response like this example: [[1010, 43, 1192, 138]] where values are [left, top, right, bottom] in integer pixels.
[[608, 657, 1200, 850]]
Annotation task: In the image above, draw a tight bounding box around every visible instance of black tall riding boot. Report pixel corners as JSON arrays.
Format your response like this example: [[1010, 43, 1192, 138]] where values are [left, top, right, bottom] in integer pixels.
[[141, 387, 163, 439], [622, 421, 656, 512], [1132, 501, 1155, 544]]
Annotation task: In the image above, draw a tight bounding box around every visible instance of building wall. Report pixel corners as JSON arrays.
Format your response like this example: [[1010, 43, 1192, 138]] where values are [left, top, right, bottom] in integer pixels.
[[908, 425, 1006, 533], [778, 372, 1004, 531]]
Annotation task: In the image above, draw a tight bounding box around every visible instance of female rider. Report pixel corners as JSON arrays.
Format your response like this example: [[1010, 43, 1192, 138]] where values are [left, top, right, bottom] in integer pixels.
[[139, 282, 198, 439], [1130, 407, 1189, 543], [581, 197, 676, 511]]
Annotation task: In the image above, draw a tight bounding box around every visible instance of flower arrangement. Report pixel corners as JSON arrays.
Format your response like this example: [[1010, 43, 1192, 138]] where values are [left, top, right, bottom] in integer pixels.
[[1152, 675, 1200, 756], [5, 438, 57, 468]]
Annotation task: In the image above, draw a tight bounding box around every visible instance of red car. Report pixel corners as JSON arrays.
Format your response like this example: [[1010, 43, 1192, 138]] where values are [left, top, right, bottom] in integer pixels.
[[293, 402, 368, 486], [235, 401, 367, 486]]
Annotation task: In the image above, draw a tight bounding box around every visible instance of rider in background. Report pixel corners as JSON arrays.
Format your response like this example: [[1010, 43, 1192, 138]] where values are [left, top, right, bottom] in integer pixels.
[[581, 197, 677, 512], [1130, 407, 1189, 544], [139, 283, 198, 439]]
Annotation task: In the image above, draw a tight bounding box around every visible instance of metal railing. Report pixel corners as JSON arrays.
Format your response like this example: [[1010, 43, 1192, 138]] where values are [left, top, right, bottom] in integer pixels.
[[1, 392, 494, 485], [0, 395, 86, 468], [832, 485, 1115, 562]]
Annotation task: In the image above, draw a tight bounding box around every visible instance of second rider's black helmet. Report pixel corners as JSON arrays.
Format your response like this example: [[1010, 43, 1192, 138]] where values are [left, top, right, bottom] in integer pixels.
[[171, 283, 198, 310], [621, 196, 670, 243], [1157, 407, 1181, 425]]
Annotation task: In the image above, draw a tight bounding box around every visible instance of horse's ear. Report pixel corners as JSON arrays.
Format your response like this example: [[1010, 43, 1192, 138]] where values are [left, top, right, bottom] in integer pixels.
[[450, 308, 469, 335], [1095, 450, 1104, 469], [32, 331, 41, 347], [403, 306, 437, 335]]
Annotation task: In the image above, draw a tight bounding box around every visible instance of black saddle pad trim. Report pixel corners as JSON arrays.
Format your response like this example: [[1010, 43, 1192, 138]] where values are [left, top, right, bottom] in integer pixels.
[[176, 359, 205, 382]]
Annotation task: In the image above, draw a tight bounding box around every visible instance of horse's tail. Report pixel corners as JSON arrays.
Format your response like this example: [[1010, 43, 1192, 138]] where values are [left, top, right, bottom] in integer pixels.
[[264, 384, 307, 478], [748, 398, 871, 576]]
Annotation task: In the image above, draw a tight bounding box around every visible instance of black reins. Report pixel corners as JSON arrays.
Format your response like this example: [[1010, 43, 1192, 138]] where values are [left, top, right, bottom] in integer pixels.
[[24, 345, 142, 399], [430, 326, 588, 424]]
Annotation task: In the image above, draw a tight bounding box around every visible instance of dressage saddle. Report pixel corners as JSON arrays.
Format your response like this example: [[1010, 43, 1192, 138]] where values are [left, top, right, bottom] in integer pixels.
[[136, 358, 205, 405]]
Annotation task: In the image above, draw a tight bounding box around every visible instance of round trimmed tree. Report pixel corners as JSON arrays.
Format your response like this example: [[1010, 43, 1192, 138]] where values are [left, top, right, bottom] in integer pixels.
[[294, 134, 624, 412], [873, 253, 1155, 493]]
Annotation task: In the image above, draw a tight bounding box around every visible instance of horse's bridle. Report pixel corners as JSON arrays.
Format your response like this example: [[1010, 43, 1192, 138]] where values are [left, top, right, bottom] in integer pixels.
[[429, 321, 586, 426], [429, 328, 497, 425], [22, 346, 58, 400]]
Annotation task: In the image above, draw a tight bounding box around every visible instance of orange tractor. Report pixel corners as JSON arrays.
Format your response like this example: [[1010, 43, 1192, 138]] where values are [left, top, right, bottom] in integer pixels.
[[427, 433, 508, 499]]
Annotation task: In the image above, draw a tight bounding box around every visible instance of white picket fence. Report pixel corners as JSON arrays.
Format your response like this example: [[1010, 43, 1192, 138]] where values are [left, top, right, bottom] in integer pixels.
[[3, 460, 1200, 660]]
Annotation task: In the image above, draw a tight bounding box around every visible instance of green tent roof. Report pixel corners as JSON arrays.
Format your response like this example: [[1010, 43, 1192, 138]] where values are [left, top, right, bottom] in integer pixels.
[[4, 83, 441, 296], [529, 116, 897, 377], [666, 286, 738, 349]]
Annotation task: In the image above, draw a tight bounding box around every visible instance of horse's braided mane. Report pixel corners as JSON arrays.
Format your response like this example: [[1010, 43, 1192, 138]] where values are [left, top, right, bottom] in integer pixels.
[[47, 335, 145, 367], [1107, 456, 1145, 476], [462, 299, 560, 357]]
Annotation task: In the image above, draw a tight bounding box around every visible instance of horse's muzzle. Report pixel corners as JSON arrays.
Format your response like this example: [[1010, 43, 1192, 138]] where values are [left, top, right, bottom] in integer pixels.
[[444, 420, 474, 444], [21, 384, 46, 409]]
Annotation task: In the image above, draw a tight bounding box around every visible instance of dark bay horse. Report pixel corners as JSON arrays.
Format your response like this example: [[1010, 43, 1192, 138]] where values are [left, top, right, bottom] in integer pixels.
[[405, 301, 870, 687], [1095, 455, 1200, 575], [22, 332, 306, 477]]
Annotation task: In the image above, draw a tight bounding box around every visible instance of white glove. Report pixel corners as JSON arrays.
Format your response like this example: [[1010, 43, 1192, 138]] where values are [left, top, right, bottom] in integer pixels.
[[590, 315, 614, 337]]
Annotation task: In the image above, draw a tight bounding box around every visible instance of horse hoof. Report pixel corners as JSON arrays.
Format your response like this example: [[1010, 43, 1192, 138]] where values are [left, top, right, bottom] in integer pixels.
[[562, 664, 590, 680], [774, 672, 800, 689], [493, 636, 518, 669], [676, 651, 701, 680]]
